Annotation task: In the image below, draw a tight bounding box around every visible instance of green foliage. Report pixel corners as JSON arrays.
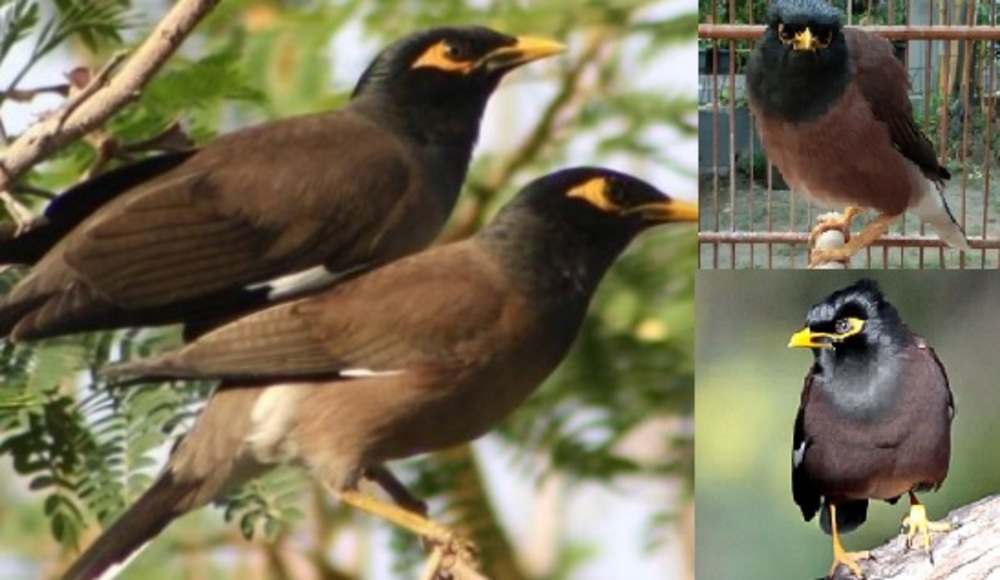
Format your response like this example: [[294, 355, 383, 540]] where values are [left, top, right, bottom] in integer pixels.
[[223, 467, 306, 541]]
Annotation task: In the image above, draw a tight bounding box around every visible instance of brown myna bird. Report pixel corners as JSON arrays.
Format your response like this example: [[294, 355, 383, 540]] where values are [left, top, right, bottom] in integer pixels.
[[747, 0, 970, 267], [788, 279, 954, 578], [0, 27, 564, 341], [59, 167, 697, 580]]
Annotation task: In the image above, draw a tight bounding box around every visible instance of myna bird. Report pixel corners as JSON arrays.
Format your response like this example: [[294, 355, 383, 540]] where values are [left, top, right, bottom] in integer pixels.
[[0, 27, 564, 341], [60, 167, 697, 580], [788, 279, 954, 578], [747, 0, 970, 267]]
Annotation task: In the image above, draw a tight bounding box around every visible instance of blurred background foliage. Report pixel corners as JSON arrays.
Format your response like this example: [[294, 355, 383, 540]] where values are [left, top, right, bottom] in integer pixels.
[[696, 272, 1000, 579], [0, 0, 696, 578]]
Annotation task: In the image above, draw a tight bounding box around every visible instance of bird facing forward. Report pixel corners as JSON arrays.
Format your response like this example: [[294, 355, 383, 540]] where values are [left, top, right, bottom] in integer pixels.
[[788, 279, 954, 578], [0, 26, 563, 341], [61, 167, 697, 580], [747, 0, 969, 267]]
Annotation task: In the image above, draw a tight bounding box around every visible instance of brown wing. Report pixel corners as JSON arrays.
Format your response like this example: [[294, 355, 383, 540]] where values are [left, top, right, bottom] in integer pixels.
[[1, 111, 413, 335], [846, 29, 948, 182], [110, 243, 510, 381]]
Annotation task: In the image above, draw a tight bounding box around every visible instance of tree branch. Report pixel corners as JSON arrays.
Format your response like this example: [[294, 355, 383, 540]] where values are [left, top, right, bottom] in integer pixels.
[[834, 494, 1000, 579], [0, 0, 220, 195]]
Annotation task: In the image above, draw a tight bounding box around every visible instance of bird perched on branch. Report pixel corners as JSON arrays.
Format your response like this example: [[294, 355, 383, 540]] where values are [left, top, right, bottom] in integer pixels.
[[788, 279, 954, 578], [747, 0, 969, 267], [0, 26, 564, 341], [60, 167, 697, 580]]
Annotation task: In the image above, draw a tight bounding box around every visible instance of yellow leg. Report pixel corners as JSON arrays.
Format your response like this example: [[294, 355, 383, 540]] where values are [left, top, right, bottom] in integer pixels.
[[828, 503, 869, 579], [336, 489, 480, 576], [810, 211, 897, 268], [901, 491, 951, 563]]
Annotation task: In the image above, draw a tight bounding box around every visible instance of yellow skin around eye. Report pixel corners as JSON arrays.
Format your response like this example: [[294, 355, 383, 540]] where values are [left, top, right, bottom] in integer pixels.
[[787, 317, 866, 349], [411, 40, 475, 74], [566, 177, 622, 213]]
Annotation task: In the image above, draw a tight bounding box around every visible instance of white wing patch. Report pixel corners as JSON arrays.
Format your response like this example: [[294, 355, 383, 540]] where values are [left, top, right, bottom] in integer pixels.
[[251, 263, 369, 301], [792, 440, 808, 468], [339, 368, 403, 379]]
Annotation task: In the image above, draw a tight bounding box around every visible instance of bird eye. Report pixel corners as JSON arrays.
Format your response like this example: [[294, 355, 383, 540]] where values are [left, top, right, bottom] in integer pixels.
[[815, 27, 833, 47], [834, 318, 853, 335], [442, 41, 468, 61], [778, 23, 795, 41]]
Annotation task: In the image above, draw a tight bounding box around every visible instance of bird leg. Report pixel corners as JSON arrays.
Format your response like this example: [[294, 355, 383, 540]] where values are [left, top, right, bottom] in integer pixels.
[[336, 487, 480, 577], [364, 464, 428, 516], [809, 209, 897, 268], [828, 503, 869, 579], [809, 206, 862, 247], [901, 491, 950, 563]]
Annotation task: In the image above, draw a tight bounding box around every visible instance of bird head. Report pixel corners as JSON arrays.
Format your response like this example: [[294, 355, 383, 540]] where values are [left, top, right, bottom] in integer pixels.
[[513, 167, 698, 239], [766, 0, 843, 55], [351, 27, 563, 130], [788, 279, 907, 356]]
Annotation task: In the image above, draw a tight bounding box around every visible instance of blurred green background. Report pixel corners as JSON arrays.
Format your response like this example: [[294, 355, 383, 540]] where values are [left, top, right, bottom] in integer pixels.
[[696, 271, 1000, 579], [0, 1, 696, 579]]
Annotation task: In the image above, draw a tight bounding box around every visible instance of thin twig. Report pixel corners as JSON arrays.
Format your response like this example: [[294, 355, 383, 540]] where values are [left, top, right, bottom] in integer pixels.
[[0, 0, 220, 197]]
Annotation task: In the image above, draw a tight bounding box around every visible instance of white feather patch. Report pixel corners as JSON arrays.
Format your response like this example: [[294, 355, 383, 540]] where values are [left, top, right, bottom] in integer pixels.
[[792, 440, 807, 468], [338, 368, 403, 378], [95, 540, 152, 580], [251, 263, 369, 301], [246, 384, 305, 463]]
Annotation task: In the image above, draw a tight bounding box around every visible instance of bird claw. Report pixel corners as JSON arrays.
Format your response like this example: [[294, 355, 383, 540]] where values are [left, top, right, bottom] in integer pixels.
[[901, 504, 950, 563], [829, 549, 869, 579], [421, 532, 482, 580]]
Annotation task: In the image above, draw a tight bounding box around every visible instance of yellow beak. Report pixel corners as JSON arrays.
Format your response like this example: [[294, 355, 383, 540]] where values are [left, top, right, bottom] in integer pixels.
[[792, 27, 819, 51], [483, 36, 566, 68], [628, 199, 699, 224], [788, 327, 832, 349]]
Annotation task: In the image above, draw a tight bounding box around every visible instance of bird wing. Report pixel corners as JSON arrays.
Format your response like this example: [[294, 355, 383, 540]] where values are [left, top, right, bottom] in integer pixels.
[[922, 341, 955, 421], [53, 112, 412, 310], [792, 367, 822, 522], [846, 29, 948, 182], [108, 243, 510, 381], [0, 151, 194, 266]]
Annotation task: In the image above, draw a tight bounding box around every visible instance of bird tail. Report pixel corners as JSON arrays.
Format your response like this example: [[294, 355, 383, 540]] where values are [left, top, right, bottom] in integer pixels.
[[912, 184, 971, 251], [62, 473, 192, 580], [819, 499, 868, 535]]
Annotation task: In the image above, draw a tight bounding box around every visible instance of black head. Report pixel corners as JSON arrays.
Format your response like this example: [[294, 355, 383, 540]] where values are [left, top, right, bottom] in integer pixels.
[[493, 167, 697, 242], [788, 279, 909, 356], [748, 0, 849, 122], [351, 27, 563, 141], [480, 167, 696, 306]]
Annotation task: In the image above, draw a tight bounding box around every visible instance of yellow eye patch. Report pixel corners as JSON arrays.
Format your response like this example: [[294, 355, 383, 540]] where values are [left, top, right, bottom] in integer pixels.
[[567, 177, 621, 213], [412, 41, 475, 74], [787, 317, 866, 349]]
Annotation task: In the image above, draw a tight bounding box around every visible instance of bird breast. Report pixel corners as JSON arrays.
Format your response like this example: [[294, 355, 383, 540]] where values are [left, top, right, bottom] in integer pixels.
[[754, 82, 924, 215]]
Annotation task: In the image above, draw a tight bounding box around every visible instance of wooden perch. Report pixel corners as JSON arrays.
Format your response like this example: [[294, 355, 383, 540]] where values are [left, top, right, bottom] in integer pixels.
[[833, 494, 1000, 579], [0, 0, 220, 195]]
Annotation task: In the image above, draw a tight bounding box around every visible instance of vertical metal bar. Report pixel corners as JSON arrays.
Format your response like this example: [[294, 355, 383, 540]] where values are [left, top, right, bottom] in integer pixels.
[[938, 0, 950, 267], [748, 0, 755, 268], [986, 0, 997, 268], [848, 0, 853, 26], [921, 0, 933, 268], [887, 0, 895, 25], [900, 0, 911, 268], [711, 1, 720, 269], [958, 0, 973, 270], [728, 0, 737, 269]]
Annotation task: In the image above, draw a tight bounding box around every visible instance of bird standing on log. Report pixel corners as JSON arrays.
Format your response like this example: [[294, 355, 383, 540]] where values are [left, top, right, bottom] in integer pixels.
[[788, 279, 954, 578]]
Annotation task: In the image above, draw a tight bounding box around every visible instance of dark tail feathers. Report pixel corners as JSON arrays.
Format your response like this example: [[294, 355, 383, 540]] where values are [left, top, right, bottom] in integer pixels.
[[820, 499, 868, 535], [62, 473, 191, 580]]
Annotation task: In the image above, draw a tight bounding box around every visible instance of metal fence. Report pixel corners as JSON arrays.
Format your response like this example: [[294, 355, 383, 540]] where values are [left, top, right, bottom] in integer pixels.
[[698, 0, 1000, 269]]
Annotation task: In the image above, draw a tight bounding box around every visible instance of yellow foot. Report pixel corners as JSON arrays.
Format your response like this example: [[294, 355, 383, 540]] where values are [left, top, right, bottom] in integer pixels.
[[901, 504, 951, 562], [828, 548, 870, 579], [337, 489, 481, 577], [809, 208, 862, 247]]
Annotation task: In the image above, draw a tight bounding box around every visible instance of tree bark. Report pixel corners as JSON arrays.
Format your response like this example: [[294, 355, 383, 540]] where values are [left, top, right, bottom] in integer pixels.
[[833, 494, 1000, 579]]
